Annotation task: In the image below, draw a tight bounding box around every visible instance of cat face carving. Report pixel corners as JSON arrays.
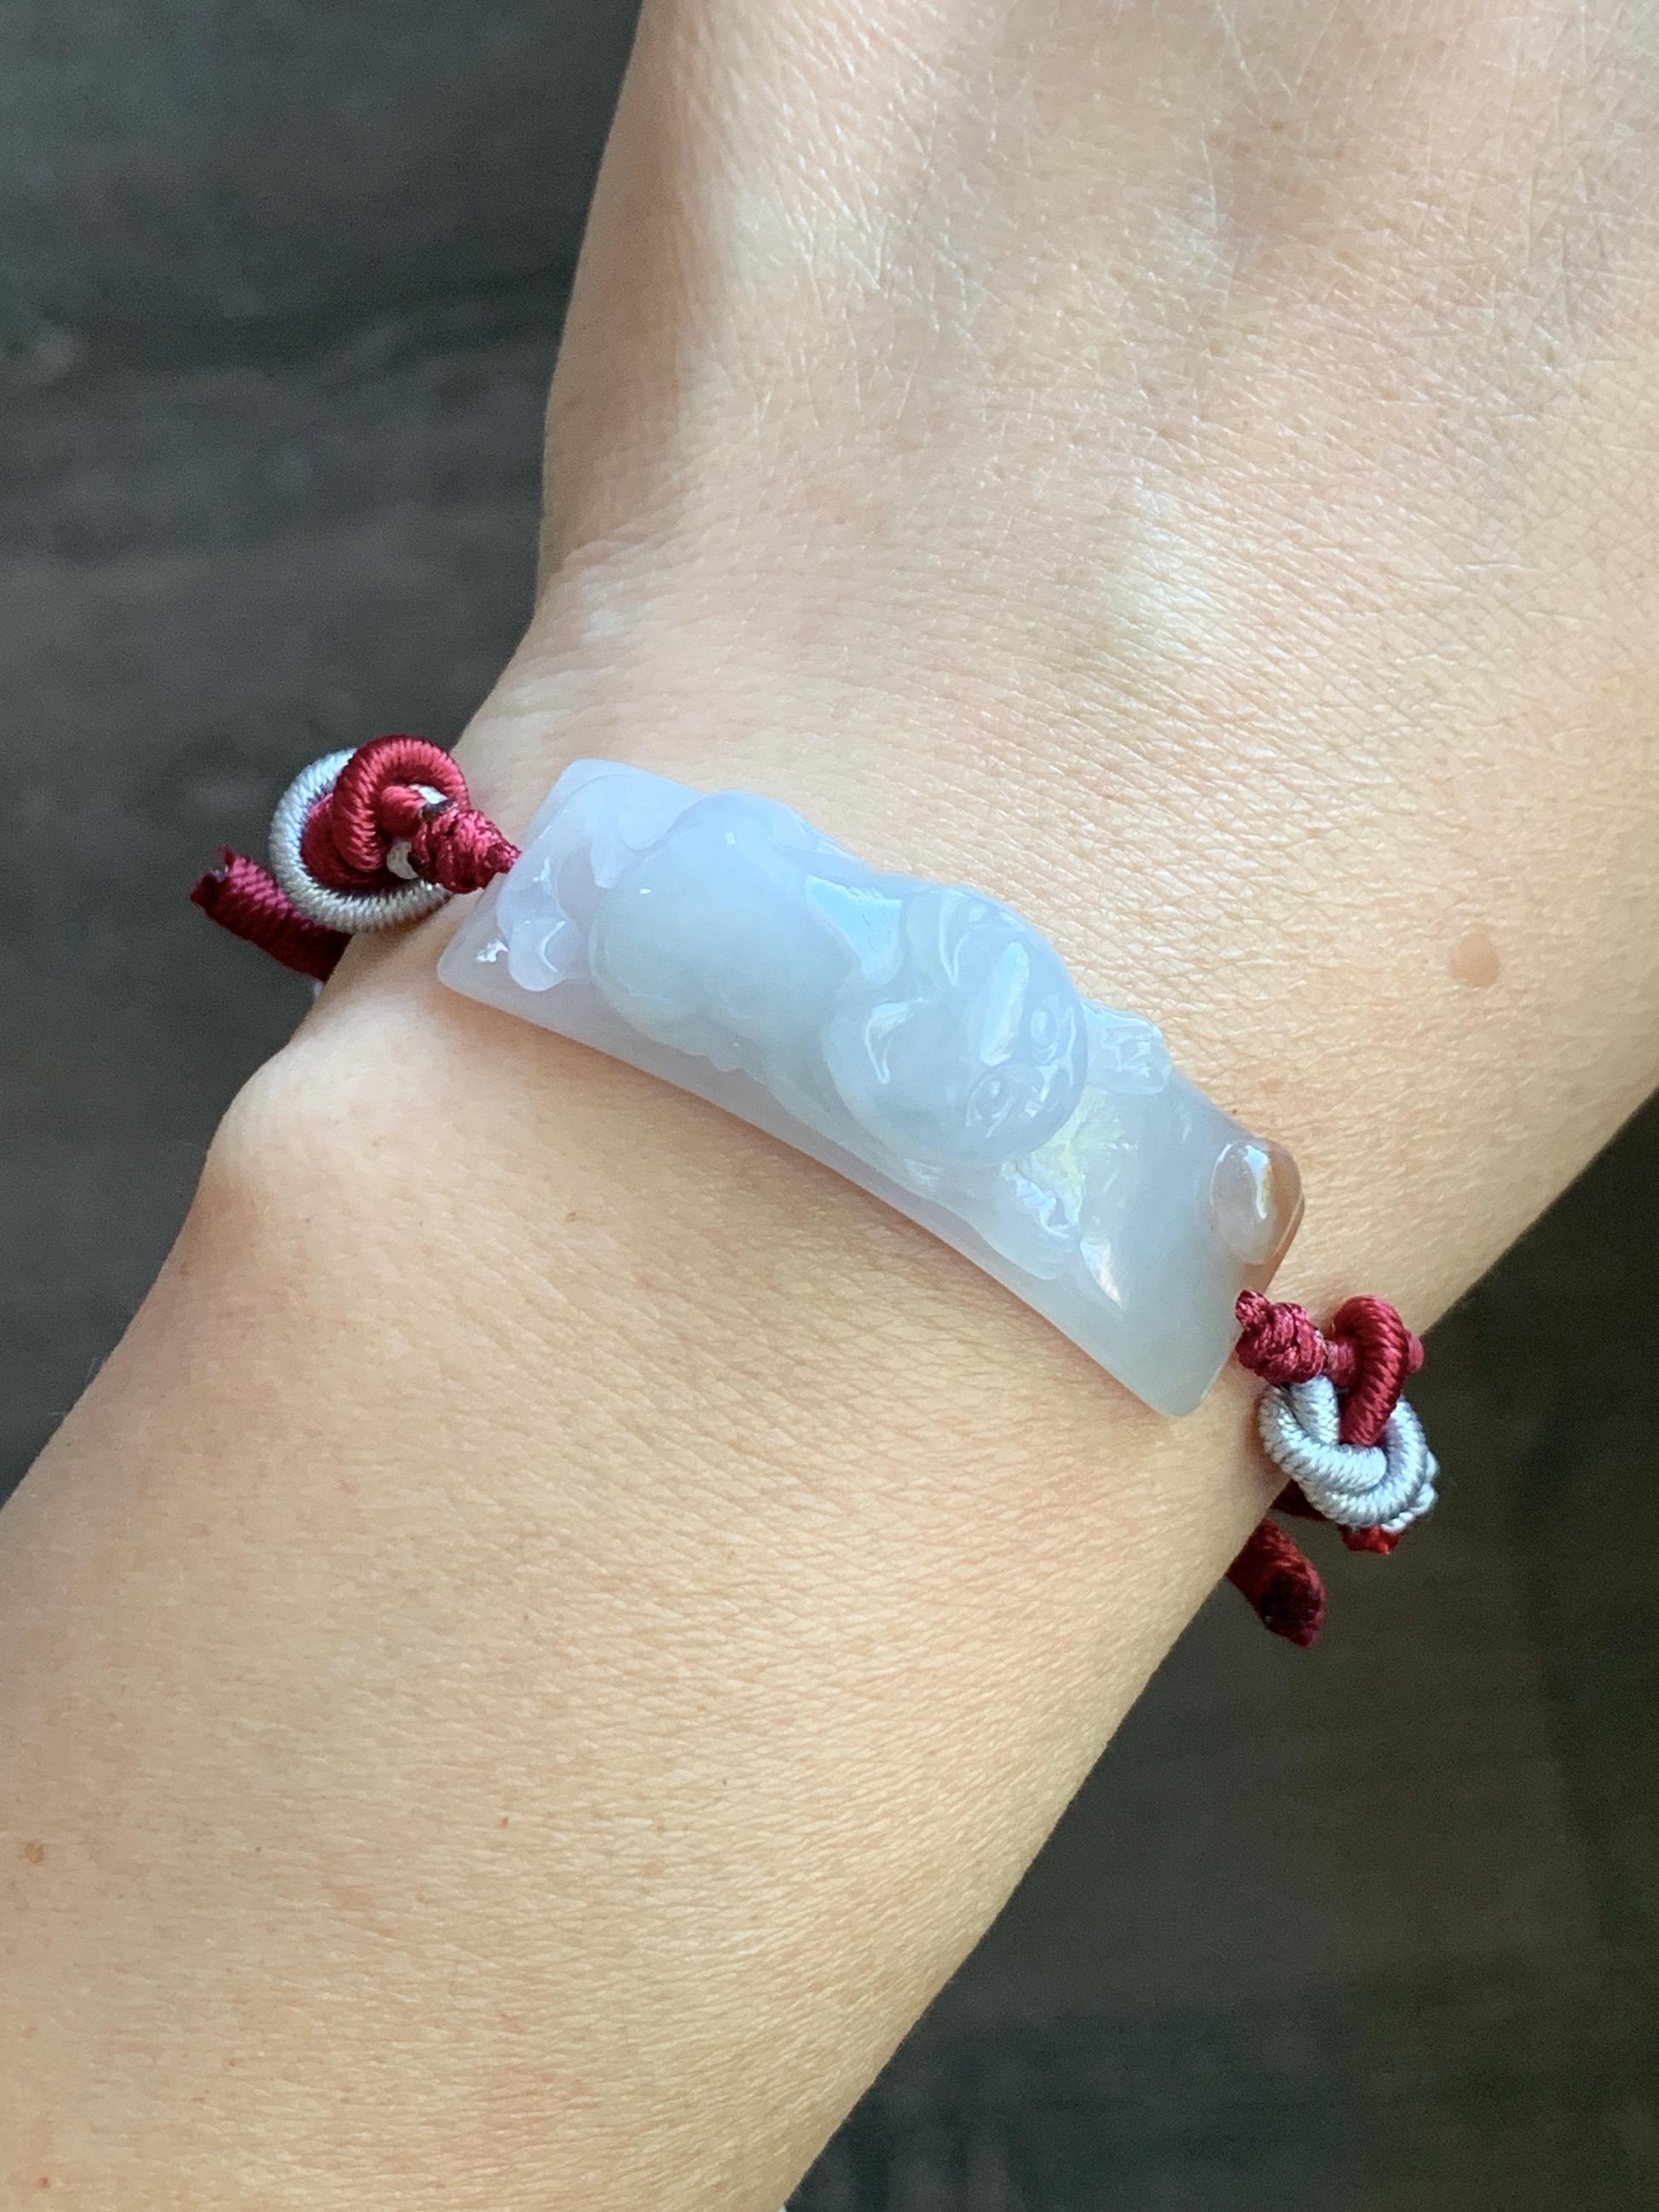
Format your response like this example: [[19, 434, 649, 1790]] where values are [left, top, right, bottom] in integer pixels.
[[587, 794, 1085, 1164], [822, 887, 1086, 1164]]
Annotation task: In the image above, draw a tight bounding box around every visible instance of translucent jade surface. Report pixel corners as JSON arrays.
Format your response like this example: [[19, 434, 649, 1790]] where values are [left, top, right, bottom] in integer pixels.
[[439, 762, 1302, 1416]]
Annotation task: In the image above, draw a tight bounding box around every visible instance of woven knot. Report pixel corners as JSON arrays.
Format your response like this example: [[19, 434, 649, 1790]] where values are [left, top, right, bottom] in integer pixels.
[[402, 802, 522, 895], [299, 736, 471, 893], [1234, 1290, 1327, 1386], [1228, 1290, 1433, 1636], [194, 736, 523, 982], [1234, 1290, 1423, 1448], [1257, 1376, 1438, 1537]]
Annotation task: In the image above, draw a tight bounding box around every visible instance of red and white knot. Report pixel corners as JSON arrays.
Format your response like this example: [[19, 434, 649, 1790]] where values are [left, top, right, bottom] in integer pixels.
[[1227, 1290, 1436, 1646], [270, 748, 455, 933], [192, 735, 520, 984], [1257, 1375, 1437, 1535]]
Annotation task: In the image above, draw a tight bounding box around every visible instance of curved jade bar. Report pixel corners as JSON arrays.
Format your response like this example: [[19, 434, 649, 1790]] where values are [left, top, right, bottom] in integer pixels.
[[439, 761, 1301, 1416]]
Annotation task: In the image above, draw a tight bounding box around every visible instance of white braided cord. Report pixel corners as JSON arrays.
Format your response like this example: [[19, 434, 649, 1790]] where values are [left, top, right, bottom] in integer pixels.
[[1257, 1374, 1438, 1536]]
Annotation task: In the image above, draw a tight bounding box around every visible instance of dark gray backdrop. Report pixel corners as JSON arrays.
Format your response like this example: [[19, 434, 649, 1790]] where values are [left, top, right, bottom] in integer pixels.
[[4, 7, 1656, 2205]]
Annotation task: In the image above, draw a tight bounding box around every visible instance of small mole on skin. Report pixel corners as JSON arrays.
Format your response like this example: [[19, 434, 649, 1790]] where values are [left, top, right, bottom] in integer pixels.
[[1449, 925, 1501, 990], [20, 1840, 45, 1865]]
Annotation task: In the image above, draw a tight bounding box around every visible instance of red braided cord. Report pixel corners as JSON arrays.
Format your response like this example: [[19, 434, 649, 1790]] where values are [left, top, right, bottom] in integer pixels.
[[330, 736, 469, 874], [301, 789, 519, 898], [190, 852, 348, 983], [1327, 1296, 1424, 1447], [401, 802, 521, 893], [1224, 1520, 1327, 1649], [300, 795, 384, 892], [1232, 1289, 1327, 1385]]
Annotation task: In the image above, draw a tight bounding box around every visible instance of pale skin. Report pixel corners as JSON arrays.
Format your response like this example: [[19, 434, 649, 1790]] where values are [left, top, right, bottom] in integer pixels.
[[5, 0, 1659, 2203]]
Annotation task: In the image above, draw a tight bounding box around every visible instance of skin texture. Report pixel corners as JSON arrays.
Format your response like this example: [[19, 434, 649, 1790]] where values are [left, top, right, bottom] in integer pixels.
[[5, 3, 1659, 2204]]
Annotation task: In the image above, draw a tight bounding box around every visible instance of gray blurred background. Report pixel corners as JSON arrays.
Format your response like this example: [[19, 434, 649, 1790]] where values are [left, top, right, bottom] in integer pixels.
[[3, 6, 1655, 2205]]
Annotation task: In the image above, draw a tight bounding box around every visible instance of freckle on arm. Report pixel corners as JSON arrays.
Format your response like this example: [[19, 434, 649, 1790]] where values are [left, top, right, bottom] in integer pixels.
[[1449, 925, 1501, 990]]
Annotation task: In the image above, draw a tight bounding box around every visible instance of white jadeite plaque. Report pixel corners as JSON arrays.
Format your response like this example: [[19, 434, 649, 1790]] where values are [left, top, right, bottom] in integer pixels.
[[439, 761, 1301, 1416]]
